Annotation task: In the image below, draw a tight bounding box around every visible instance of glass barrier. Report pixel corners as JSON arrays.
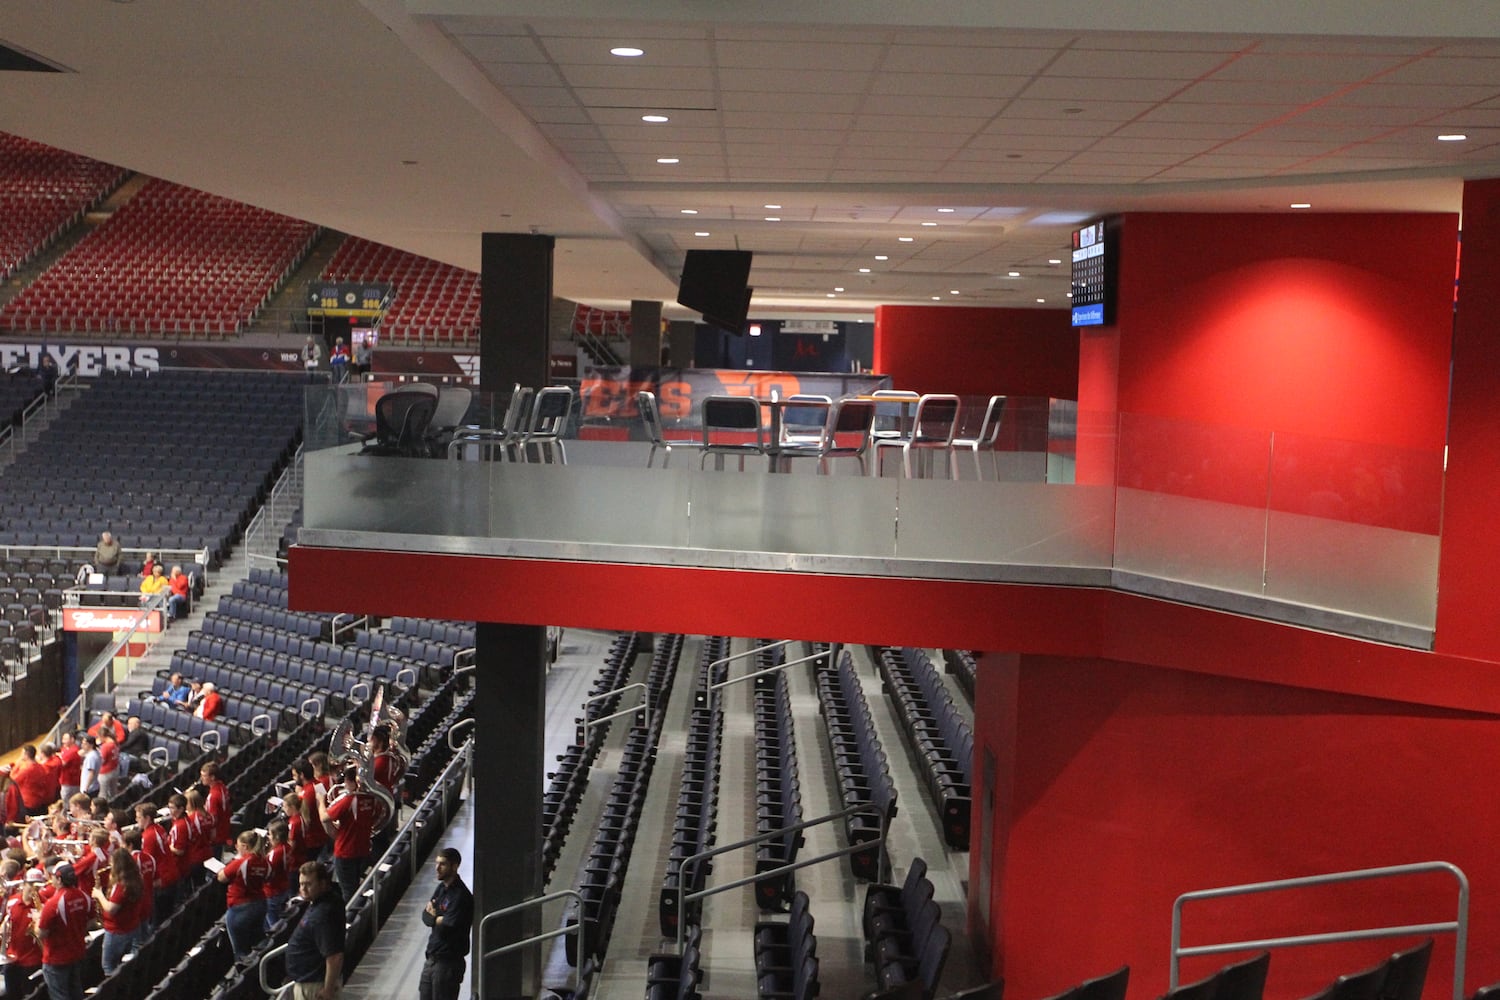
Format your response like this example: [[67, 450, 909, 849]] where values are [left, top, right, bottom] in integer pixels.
[[302, 382, 1443, 642]]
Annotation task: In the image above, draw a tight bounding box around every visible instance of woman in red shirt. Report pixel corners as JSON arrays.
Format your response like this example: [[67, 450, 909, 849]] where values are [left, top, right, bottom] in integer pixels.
[[185, 789, 214, 882], [261, 817, 295, 931], [292, 759, 329, 862], [218, 829, 270, 959], [0, 766, 23, 829], [166, 793, 193, 905], [92, 848, 144, 973]]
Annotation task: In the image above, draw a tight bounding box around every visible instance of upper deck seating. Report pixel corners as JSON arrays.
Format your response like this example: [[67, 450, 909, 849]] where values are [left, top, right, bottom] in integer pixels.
[[0, 132, 125, 282], [322, 237, 479, 346], [0, 178, 316, 337]]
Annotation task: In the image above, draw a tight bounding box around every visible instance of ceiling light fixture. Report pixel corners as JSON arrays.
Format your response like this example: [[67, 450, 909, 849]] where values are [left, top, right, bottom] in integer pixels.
[[921, 222, 938, 227], [764, 204, 781, 209], [765, 216, 780, 222], [931, 296, 942, 301], [694, 231, 710, 237], [680, 209, 697, 214], [641, 114, 669, 123], [1037, 298, 1047, 303], [1437, 133, 1468, 142], [1048, 258, 1062, 265], [834, 287, 845, 292], [1008, 271, 1021, 277], [611, 46, 644, 57], [937, 208, 955, 213], [898, 237, 915, 243], [827, 293, 837, 298], [656, 157, 679, 164], [859, 267, 871, 273], [1290, 202, 1311, 209]]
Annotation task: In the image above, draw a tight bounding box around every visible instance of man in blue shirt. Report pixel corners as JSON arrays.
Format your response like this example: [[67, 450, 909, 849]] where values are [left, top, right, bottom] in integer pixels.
[[285, 862, 344, 1000], [420, 847, 472, 1000], [158, 672, 192, 708]]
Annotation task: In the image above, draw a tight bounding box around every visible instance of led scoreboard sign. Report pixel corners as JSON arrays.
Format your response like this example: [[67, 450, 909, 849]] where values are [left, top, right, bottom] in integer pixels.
[[1070, 218, 1118, 327], [306, 281, 392, 318]]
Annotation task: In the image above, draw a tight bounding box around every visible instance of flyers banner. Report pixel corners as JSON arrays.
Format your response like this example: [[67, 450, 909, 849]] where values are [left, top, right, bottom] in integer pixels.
[[63, 607, 165, 633], [0, 342, 471, 378], [578, 367, 887, 423]]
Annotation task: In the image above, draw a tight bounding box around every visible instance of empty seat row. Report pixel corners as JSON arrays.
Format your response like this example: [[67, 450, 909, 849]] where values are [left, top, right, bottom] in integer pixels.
[[755, 889, 820, 1000], [215, 594, 330, 639], [753, 656, 803, 912], [660, 635, 730, 938], [877, 646, 974, 850], [387, 614, 477, 648], [186, 626, 418, 690], [814, 647, 897, 881], [942, 649, 977, 706], [862, 857, 952, 1000]]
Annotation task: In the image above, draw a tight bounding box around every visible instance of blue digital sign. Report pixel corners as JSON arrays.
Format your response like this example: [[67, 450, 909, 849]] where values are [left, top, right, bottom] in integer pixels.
[[1072, 303, 1105, 326]]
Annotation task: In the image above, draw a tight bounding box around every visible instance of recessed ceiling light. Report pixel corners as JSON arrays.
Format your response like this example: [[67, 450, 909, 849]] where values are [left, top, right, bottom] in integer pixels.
[[1290, 202, 1311, 209], [641, 114, 669, 123], [858, 268, 871, 273], [898, 237, 915, 243], [950, 290, 960, 295], [764, 204, 781, 210], [937, 208, 955, 213], [656, 157, 679, 164], [680, 209, 697, 214], [921, 222, 938, 227], [834, 287, 845, 292], [874, 255, 889, 261], [765, 216, 780, 222], [694, 231, 710, 237], [1048, 259, 1062, 265], [611, 47, 644, 57], [1437, 133, 1468, 142], [1008, 271, 1021, 277], [1066, 292, 1073, 298], [1036, 298, 1046, 303], [931, 296, 942, 301], [827, 293, 837, 298]]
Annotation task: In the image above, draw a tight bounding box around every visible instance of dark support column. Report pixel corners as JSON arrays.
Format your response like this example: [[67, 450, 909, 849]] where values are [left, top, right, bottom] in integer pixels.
[[629, 299, 663, 368], [472, 622, 547, 999], [475, 233, 554, 998], [480, 233, 554, 391], [667, 319, 696, 369]]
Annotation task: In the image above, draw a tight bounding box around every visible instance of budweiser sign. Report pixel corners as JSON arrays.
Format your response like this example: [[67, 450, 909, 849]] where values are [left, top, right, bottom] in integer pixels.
[[62, 608, 164, 633]]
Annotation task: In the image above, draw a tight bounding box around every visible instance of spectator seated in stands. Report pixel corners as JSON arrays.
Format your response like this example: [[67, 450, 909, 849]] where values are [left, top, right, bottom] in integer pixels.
[[140, 564, 170, 603], [156, 671, 191, 707], [139, 551, 158, 579], [94, 530, 124, 576], [192, 681, 223, 722], [166, 565, 191, 621], [119, 715, 149, 780]]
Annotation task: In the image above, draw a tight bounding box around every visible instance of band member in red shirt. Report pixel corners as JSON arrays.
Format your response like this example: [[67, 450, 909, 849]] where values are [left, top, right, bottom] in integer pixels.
[[36, 862, 92, 1000], [200, 761, 232, 851], [93, 848, 144, 974], [219, 829, 271, 959], [262, 817, 295, 931], [319, 767, 378, 904], [2, 869, 45, 998]]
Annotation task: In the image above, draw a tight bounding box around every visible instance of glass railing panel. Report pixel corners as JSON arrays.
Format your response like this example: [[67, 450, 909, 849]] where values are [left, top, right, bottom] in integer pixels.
[[686, 467, 900, 559], [1113, 413, 1272, 596], [897, 480, 1114, 571], [1264, 431, 1443, 629]]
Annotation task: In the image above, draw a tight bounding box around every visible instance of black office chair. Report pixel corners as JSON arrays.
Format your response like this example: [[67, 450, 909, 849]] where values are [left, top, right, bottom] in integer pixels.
[[361, 385, 439, 457]]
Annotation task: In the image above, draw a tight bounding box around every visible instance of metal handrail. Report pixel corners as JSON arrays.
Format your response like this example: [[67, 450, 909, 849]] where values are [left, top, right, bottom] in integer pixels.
[[476, 888, 586, 1000], [674, 801, 889, 947], [709, 648, 830, 695], [258, 942, 292, 997], [1170, 861, 1469, 1000], [581, 681, 649, 743], [446, 718, 476, 749], [707, 638, 796, 671]]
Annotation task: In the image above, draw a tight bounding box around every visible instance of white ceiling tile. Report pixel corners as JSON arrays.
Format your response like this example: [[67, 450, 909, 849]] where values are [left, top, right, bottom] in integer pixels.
[[720, 91, 864, 114], [573, 88, 715, 109], [1247, 37, 1447, 56], [597, 123, 721, 141], [716, 40, 886, 72], [869, 73, 1031, 99], [1183, 153, 1308, 168], [483, 62, 567, 88], [1138, 102, 1298, 123], [1109, 120, 1253, 139], [586, 109, 719, 129], [607, 139, 724, 155], [1175, 80, 1344, 105], [723, 128, 844, 148], [539, 122, 605, 140], [984, 116, 1123, 136], [964, 132, 1099, 150], [717, 68, 871, 95], [1288, 104, 1440, 126], [502, 86, 578, 108], [1208, 53, 1409, 83], [1069, 35, 1253, 53], [724, 112, 856, 131], [452, 34, 548, 64], [878, 46, 1060, 76], [1085, 135, 1219, 154], [1061, 150, 1192, 166], [851, 114, 991, 133], [1020, 76, 1189, 102], [1046, 48, 1235, 78], [537, 36, 711, 65], [1000, 98, 1156, 121], [530, 22, 710, 43], [528, 106, 592, 126], [559, 65, 715, 91], [858, 95, 1007, 118], [1338, 83, 1500, 108], [842, 131, 969, 150]]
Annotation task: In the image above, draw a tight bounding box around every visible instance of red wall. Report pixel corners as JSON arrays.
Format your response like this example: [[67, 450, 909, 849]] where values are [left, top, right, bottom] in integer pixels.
[[1079, 212, 1456, 529], [873, 305, 1078, 398], [980, 655, 1499, 1000], [1437, 180, 1500, 661]]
